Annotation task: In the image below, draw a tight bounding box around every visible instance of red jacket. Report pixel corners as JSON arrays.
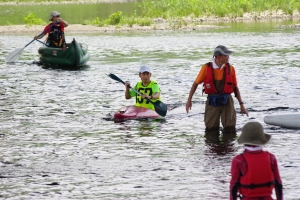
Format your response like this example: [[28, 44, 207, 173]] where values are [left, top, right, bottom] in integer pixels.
[[203, 62, 235, 94]]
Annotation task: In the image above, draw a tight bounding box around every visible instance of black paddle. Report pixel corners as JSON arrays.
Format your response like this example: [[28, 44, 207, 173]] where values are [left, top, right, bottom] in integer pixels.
[[107, 73, 167, 117]]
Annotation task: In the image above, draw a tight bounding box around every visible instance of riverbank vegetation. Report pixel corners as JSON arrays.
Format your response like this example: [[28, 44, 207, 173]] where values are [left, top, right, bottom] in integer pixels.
[[139, 0, 300, 18], [4, 0, 300, 28], [83, 11, 152, 27], [84, 0, 300, 27]]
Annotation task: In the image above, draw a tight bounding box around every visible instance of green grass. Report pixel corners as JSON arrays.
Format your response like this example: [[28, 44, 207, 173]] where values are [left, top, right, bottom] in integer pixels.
[[84, 0, 300, 28], [7, 0, 300, 28], [0, 0, 68, 2], [137, 0, 300, 18]]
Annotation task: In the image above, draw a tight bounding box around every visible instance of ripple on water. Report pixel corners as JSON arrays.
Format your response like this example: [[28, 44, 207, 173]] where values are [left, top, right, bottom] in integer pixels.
[[1, 25, 300, 199]]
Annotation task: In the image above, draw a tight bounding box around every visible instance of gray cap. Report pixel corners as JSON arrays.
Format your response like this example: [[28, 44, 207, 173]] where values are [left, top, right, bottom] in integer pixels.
[[49, 11, 61, 20], [139, 66, 151, 73], [213, 45, 233, 56]]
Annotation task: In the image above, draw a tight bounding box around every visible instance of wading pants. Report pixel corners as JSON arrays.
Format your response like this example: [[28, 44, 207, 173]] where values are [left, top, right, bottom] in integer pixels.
[[204, 95, 236, 131]]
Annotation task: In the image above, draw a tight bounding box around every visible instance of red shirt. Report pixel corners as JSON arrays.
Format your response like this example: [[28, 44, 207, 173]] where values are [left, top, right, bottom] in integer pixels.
[[230, 149, 283, 200], [43, 22, 65, 34]]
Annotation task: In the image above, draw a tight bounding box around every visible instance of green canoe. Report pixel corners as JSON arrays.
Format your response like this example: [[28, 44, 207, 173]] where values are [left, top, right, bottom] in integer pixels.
[[38, 38, 90, 69]]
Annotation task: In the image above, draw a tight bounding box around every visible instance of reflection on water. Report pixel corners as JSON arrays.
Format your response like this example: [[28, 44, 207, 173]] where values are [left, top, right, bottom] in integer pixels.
[[1, 21, 300, 199], [204, 130, 237, 156]]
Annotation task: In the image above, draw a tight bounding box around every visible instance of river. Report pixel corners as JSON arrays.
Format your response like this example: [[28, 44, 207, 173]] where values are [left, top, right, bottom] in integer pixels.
[[0, 20, 300, 199]]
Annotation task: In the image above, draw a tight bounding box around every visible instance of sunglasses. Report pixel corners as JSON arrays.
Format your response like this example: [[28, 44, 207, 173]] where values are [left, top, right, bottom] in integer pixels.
[[55, 15, 60, 18]]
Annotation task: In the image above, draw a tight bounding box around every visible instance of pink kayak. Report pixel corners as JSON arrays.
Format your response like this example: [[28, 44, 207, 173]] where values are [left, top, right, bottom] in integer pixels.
[[114, 105, 162, 121]]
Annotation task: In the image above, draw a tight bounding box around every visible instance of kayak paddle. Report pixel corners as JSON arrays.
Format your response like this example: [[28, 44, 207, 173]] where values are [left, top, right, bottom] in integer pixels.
[[107, 73, 167, 117], [5, 22, 56, 63]]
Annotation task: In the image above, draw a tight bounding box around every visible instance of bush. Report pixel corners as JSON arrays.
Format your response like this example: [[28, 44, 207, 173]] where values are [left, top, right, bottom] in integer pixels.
[[23, 12, 46, 25], [107, 11, 123, 25]]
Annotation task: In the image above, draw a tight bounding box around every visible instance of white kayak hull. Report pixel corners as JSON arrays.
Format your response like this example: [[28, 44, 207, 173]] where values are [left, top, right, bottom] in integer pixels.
[[264, 113, 300, 129]]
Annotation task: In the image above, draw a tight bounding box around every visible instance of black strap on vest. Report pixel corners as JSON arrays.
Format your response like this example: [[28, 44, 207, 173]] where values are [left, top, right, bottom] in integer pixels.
[[239, 180, 275, 189]]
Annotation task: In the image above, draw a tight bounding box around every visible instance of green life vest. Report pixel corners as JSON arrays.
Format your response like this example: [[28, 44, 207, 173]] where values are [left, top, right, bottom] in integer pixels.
[[130, 81, 161, 110]]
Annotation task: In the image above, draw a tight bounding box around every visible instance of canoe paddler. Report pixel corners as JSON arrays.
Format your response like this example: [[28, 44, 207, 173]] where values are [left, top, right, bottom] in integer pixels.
[[34, 11, 68, 48], [125, 66, 162, 110]]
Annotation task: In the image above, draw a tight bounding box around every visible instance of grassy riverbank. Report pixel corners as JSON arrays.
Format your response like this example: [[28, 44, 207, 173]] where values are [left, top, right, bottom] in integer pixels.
[[139, 0, 300, 18], [0, 0, 132, 3], [2, 0, 300, 18], [1, 0, 300, 30]]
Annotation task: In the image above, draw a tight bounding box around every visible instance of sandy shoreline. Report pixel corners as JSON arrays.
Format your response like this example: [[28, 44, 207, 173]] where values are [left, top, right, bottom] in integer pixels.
[[1, 20, 300, 35], [0, 24, 224, 34]]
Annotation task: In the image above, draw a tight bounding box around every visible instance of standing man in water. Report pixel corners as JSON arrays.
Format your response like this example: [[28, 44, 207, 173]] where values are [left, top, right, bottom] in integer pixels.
[[185, 45, 248, 132]]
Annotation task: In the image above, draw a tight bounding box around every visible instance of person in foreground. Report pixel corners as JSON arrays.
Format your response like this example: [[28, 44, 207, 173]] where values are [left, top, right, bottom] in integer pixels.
[[125, 66, 161, 110], [230, 121, 283, 200], [186, 45, 248, 132], [34, 11, 68, 48]]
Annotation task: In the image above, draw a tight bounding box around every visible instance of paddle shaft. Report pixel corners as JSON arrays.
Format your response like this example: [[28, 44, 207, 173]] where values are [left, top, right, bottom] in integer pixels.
[[121, 78, 155, 102], [36, 39, 48, 46], [6, 21, 57, 62], [108, 73, 155, 101], [23, 26, 51, 48]]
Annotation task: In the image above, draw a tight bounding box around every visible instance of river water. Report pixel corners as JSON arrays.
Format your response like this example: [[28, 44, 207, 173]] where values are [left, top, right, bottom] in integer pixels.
[[0, 20, 300, 199]]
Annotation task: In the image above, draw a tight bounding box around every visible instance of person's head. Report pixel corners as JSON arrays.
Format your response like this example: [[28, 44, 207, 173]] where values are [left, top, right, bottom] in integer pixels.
[[237, 121, 271, 147], [49, 11, 61, 21], [138, 66, 152, 85], [213, 45, 233, 65]]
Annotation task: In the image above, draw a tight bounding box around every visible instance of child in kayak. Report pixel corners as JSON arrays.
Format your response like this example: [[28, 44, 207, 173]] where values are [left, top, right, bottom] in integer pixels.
[[124, 66, 161, 110], [230, 121, 283, 200]]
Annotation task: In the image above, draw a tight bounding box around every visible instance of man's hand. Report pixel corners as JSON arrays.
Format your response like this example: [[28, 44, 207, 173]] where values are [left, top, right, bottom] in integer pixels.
[[240, 104, 249, 116], [186, 100, 192, 113]]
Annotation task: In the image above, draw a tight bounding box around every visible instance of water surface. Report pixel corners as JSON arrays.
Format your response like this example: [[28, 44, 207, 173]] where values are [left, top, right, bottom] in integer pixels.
[[0, 20, 300, 199]]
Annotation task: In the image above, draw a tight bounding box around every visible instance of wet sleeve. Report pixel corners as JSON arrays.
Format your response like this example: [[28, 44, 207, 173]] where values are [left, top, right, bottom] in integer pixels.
[[271, 154, 283, 200], [152, 82, 160, 94], [195, 65, 207, 84], [43, 24, 51, 34], [230, 156, 241, 200], [230, 65, 238, 86], [60, 22, 65, 32], [129, 84, 137, 97]]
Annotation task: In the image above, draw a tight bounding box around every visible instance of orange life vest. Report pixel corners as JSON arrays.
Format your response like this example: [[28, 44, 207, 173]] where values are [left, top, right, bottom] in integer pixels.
[[239, 151, 275, 198], [203, 62, 235, 94]]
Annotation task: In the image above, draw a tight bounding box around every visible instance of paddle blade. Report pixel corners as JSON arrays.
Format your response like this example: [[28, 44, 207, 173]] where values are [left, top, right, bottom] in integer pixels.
[[6, 48, 24, 62], [152, 100, 167, 117], [107, 73, 126, 85]]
